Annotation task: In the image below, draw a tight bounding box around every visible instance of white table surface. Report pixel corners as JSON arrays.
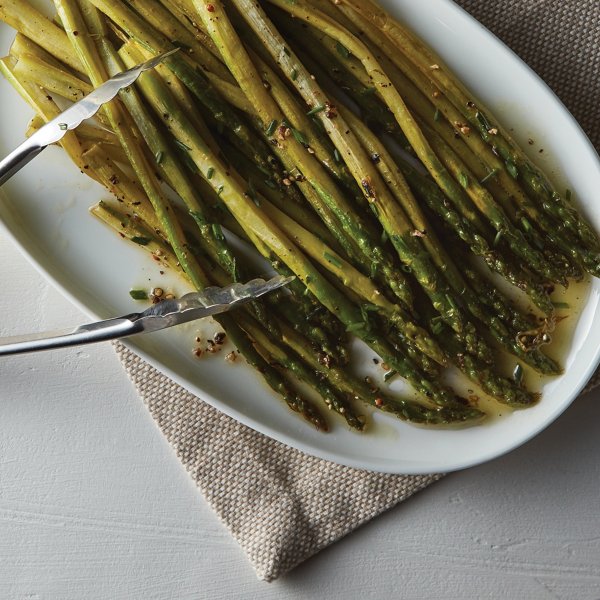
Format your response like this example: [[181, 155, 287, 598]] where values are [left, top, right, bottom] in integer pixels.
[[1, 232, 600, 600]]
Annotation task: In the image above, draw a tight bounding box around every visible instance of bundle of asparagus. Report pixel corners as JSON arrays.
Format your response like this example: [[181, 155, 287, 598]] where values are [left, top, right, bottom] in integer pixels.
[[1, 0, 598, 433]]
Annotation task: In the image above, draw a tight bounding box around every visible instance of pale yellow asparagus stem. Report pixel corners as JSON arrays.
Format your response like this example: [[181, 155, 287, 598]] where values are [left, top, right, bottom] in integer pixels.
[[0, 0, 84, 73], [14, 53, 92, 101]]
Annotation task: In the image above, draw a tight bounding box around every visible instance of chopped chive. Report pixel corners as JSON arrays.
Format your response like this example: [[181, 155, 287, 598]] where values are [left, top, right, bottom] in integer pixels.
[[458, 172, 469, 189], [291, 127, 308, 145], [513, 363, 524, 385], [217, 184, 224, 196], [265, 119, 278, 136], [306, 104, 326, 116], [360, 303, 370, 323], [129, 289, 148, 300], [370, 260, 377, 279], [506, 160, 519, 179], [493, 230, 503, 247], [480, 167, 499, 184], [232, 257, 239, 283], [381, 229, 389, 244], [131, 236, 150, 246], [552, 301, 570, 309], [431, 319, 444, 335], [362, 86, 377, 95], [446, 293, 459, 311], [433, 108, 441, 122], [333, 148, 342, 163], [206, 167, 215, 180], [291, 67, 298, 81], [190, 210, 207, 226], [154, 150, 164, 165], [174, 139, 192, 152], [475, 111, 492, 131], [324, 251, 342, 268], [383, 370, 398, 383], [211, 223, 225, 241], [336, 41, 351, 58], [346, 322, 366, 333], [264, 179, 277, 189], [521, 217, 533, 232], [59, 123, 68, 130]]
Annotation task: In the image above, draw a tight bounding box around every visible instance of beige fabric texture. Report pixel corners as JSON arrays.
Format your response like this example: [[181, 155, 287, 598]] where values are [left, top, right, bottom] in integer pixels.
[[115, 0, 600, 583]]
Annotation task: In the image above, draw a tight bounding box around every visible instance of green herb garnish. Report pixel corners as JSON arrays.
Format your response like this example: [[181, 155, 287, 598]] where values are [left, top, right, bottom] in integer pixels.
[[129, 289, 148, 300], [131, 236, 150, 246], [480, 168, 499, 184], [174, 139, 192, 152], [506, 160, 519, 179], [265, 119, 278, 136], [306, 104, 326, 116]]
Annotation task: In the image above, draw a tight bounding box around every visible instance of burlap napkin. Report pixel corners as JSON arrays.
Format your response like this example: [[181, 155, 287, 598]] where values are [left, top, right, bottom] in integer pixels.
[[115, 0, 600, 582]]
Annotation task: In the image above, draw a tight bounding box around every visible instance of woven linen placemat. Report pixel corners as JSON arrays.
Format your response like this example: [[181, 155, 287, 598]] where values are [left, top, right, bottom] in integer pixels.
[[115, 0, 600, 582]]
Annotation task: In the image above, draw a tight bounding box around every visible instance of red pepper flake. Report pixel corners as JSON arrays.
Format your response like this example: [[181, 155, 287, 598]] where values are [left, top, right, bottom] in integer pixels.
[[324, 102, 337, 119], [361, 176, 376, 202], [375, 398, 384, 407], [206, 3, 215, 11], [277, 125, 291, 141]]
